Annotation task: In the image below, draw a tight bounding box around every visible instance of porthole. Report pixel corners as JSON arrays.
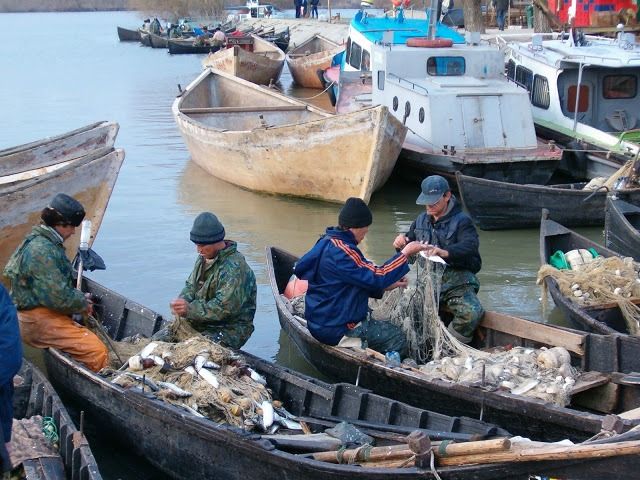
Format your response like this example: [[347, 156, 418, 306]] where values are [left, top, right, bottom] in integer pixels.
[[419, 107, 425, 123], [392, 96, 398, 111], [404, 101, 411, 118]]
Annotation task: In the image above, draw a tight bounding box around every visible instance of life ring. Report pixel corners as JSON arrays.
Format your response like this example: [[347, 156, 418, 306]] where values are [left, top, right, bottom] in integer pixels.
[[406, 38, 454, 48]]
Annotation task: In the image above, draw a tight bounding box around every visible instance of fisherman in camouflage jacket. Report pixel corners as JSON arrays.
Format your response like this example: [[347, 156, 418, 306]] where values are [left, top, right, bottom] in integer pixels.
[[3, 194, 108, 372], [170, 212, 257, 349]]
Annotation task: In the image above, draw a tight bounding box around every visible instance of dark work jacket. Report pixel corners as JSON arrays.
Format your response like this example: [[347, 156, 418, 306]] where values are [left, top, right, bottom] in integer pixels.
[[0, 284, 22, 385], [294, 227, 409, 345], [406, 197, 482, 274]]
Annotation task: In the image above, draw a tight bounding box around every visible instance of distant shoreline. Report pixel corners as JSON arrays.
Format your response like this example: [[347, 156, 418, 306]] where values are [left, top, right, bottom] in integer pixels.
[[0, 0, 130, 13]]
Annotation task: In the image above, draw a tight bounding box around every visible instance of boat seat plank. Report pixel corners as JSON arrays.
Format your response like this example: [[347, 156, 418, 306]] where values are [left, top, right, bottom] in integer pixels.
[[181, 105, 308, 114], [618, 406, 640, 420], [480, 312, 585, 355], [571, 371, 610, 394]]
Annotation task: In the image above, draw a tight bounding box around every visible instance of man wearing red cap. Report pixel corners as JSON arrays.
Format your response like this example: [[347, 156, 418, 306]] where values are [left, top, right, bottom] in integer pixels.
[[295, 197, 428, 356]]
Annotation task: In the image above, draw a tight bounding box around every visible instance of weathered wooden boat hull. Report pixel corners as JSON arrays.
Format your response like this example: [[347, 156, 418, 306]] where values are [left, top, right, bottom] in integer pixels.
[[540, 211, 638, 335], [42, 276, 640, 480], [0, 147, 124, 272], [286, 35, 344, 88], [148, 32, 168, 48], [168, 39, 222, 55], [173, 68, 406, 204], [456, 172, 640, 230], [400, 140, 562, 186], [267, 246, 640, 443], [139, 31, 152, 46], [605, 194, 640, 261], [202, 36, 285, 85], [0, 121, 119, 177], [13, 360, 102, 479], [117, 26, 141, 42]]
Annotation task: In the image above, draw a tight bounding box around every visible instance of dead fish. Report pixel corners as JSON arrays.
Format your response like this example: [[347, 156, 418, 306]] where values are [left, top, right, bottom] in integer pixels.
[[274, 412, 303, 430], [203, 361, 220, 370], [511, 379, 539, 396], [121, 372, 159, 391], [248, 368, 267, 385], [139, 342, 158, 358], [185, 365, 219, 389], [261, 401, 274, 429], [157, 381, 192, 398], [182, 404, 204, 417]]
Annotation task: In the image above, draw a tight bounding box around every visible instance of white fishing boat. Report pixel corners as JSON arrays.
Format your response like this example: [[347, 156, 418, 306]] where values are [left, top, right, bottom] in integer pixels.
[[172, 68, 407, 204], [328, 6, 562, 184], [505, 29, 640, 180]]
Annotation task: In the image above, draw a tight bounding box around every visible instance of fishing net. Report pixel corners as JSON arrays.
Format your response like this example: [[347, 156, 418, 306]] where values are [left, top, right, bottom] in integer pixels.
[[369, 255, 486, 364], [104, 318, 272, 428], [537, 256, 640, 335]]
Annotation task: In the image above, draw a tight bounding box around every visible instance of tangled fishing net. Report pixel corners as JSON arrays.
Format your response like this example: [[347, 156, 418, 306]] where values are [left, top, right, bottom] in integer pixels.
[[537, 255, 640, 335], [102, 318, 272, 428]]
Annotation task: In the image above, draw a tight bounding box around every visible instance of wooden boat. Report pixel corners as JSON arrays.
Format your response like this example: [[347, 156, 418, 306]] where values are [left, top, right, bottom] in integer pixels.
[[605, 194, 640, 261], [0, 120, 119, 178], [266, 245, 640, 443], [0, 147, 124, 272], [539, 210, 640, 335], [172, 68, 406, 204], [456, 172, 640, 230], [139, 31, 152, 47], [286, 35, 344, 88], [168, 38, 223, 55], [117, 26, 141, 42], [10, 359, 101, 479], [202, 34, 285, 85], [148, 31, 168, 49], [42, 276, 640, 480]]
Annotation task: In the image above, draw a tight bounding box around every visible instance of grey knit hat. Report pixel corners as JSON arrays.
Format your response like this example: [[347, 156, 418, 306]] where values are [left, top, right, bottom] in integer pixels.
[[49, 193, 85, 226], [190, 212, 225, 244], [338, 197, 372, 228]]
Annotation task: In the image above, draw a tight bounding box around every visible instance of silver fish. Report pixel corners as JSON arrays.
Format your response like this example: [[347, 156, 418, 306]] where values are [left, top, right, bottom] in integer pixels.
[[157, 381, 192, 398], [122, 372, 159, 391]]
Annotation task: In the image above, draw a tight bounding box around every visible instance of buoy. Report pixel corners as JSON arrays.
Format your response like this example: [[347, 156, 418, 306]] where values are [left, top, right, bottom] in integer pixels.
[[406, 38, 454, 48]]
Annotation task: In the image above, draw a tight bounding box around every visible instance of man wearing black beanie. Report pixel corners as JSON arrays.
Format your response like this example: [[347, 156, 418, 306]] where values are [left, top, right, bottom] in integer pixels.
[[294, 198, 428, 356]]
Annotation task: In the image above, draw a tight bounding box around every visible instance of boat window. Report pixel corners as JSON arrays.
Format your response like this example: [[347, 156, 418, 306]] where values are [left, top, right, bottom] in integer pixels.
[[531, 75, 550, 109], [349, 41, 363, 70], [404, 101, 411, 119], [427, 57, 465, 76], [567, 85, 590, 113], [345, 38, 351, 64], [377, 70, 385, 90], [362, 50, 371, 70], [506, 59, 516, 80], [515, 65, 533, 92], [419, 107, 425, 123], [603, 75, 637, 99], [393, 96, 398, 111]]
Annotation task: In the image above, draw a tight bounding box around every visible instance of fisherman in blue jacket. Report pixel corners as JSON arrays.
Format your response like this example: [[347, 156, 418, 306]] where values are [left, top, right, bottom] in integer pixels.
[[295, 197, 428, 356], [0, 284, 22, 473], [393, 175, 484, 343]]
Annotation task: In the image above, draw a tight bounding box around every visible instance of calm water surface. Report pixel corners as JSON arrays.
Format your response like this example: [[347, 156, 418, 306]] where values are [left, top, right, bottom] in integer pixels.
[[0, 10, 602, 478]]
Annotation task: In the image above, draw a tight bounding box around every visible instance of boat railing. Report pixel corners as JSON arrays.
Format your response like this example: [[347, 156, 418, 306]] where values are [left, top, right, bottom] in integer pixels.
[[387, 73, 428, 94]]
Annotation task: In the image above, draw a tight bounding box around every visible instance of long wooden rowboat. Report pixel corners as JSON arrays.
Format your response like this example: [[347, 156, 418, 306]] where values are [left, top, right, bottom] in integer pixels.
[[539, 209, 640, 335], [267, 245, 640, 443], [139, 31, 152, 47], [0, 121, 119, 178], [168, 38, 223, 55], [605, 194, 640, 261], [0, 147, 124, 272], [43, 277, 640, 480], [455, 172, 640, 230], [117, 26, 141, 42], [148, 31, 168, 48], [11, 360, 102, 479], [202, 35, 285, 85], [286, 35, 344, 89], [172, 68, 406, 204]]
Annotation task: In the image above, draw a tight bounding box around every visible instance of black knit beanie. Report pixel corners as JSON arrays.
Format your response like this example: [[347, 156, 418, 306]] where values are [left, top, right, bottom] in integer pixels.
[[48, 193, 85, 227], [190, 212, 225, 244], [338, 197, 372, 228]]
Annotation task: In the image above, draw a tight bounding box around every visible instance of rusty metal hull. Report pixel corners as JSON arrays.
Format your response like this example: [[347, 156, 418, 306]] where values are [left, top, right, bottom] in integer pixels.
[[286, 35, 344, 88], [0, 147, 124, 271], [173, 68, 406, 204]]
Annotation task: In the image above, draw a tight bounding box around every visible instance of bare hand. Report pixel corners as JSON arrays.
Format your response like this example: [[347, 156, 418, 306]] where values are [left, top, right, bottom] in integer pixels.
[[401, 241, 429, 257], [84, 293, 94, 316], [170, 298, 189, 317], [393, 234, 409, 249], [385, 276, 409, 291], [425, 245, 449, 259]]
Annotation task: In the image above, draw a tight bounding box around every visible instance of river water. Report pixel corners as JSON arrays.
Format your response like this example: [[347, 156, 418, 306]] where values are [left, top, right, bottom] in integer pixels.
[[0, 10, 600, 478]]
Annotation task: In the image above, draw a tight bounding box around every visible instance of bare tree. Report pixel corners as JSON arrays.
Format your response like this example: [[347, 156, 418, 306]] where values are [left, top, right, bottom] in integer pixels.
[[462, 0, 484, 33], [532, 0, 554, 33]]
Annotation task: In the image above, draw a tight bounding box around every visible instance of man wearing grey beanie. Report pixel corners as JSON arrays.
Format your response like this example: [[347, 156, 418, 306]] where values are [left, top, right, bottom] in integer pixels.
[[170, 212, 257, 349]]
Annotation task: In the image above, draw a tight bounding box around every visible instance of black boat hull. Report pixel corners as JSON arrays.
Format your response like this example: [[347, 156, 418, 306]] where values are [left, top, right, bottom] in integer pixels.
[[605, 194, 640, 261]]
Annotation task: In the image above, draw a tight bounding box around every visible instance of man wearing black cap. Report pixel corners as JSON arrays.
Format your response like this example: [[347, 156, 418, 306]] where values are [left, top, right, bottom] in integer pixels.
[[393, 175, 484, 343], [170, 212, 257, 349], [3, 193, 108, 372], [294, 198, 428, 356]]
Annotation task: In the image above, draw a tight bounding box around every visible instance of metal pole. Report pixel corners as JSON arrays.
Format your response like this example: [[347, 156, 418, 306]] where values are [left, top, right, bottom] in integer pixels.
[[328, 0, 332, 23], [572, 62, 584, 133]]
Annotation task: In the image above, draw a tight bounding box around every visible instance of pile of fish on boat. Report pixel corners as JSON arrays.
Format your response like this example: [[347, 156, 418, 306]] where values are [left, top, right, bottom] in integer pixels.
[[106, 336, 298, 432]]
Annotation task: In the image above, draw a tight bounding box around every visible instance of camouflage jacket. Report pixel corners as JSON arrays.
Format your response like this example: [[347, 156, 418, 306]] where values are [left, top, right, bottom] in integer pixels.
[[179, 240, 256, 349], [3, 225, 87, 314]]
